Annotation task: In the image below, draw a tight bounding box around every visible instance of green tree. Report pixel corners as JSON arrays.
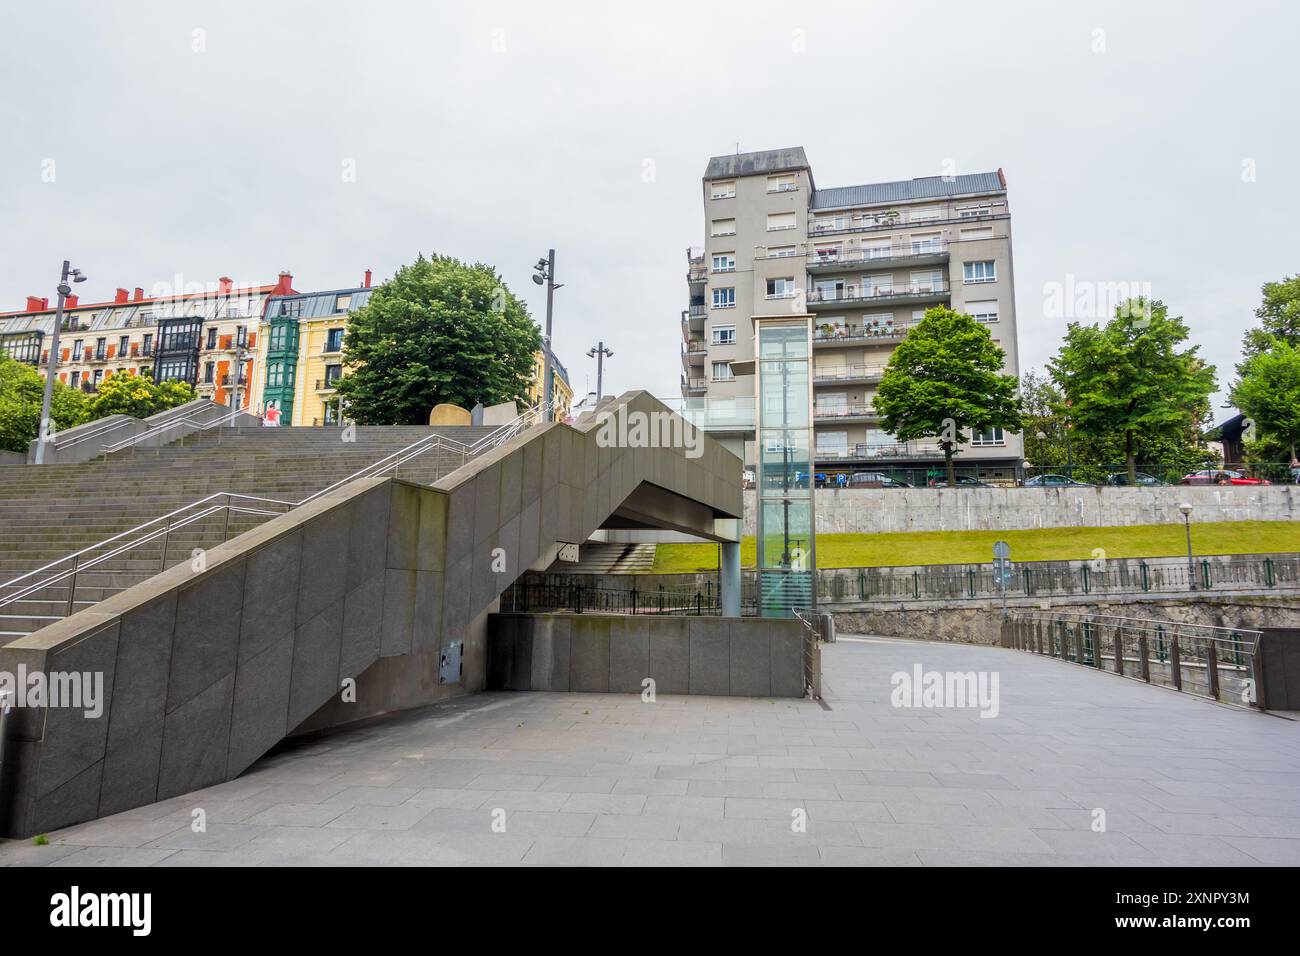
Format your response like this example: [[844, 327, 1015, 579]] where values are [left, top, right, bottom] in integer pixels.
[[88, 373, 194, 419], [1048, 298, 1216, 484], [0, 353, 90, 454], [1019, 368, 1069, 468], [1242, 275, 1300, 360], [875, 306, 1023, 487], [1231, 340, 1300, 461], [335, 255, 542, 425]]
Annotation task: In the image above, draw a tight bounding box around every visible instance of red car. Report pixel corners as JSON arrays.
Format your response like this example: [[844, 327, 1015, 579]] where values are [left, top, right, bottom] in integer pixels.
[[1179, 469, 1271, 486]]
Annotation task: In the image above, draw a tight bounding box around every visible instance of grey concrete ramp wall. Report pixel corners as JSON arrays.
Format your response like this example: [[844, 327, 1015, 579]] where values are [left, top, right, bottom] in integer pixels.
[[487, 613, 805, 698], [0, 390, 742, 837]]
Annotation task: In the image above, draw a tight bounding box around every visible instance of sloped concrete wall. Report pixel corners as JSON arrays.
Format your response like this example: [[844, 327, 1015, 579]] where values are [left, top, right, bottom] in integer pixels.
[[0, 391, 743, 836], [487, 613, 804, 698]]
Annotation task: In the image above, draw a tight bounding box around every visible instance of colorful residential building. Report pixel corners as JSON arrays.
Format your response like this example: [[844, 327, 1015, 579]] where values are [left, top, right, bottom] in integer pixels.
[[0, 272, 297, 409], [527, 349, 573, 421]]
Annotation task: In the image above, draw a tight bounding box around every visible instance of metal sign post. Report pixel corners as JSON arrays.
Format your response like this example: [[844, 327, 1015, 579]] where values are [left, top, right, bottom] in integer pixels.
[[993, 540, 1011, 619]]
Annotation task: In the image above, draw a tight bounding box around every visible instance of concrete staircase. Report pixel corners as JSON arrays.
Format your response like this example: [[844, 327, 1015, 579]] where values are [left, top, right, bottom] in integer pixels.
[[0, 425, 497, 638], [549, 542, 658, 574]]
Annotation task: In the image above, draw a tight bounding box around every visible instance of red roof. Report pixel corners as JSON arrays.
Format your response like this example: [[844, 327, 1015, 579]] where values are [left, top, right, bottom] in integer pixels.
[[0, 282, 289, 319]]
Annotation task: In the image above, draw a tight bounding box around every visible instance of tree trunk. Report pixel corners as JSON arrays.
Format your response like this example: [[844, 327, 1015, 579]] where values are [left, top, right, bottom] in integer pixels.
[[945, 446, 956, 488], [1125, 429, 1137, 484]]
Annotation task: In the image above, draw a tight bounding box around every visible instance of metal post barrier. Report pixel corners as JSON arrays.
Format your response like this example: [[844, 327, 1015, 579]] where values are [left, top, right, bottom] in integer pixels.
[[1169, 632, 1182, 691], [1265, 557, 1276, 587], [1082, 564, 1090, 594], [1201, 559, 1212, 590], [1140, 562, 1150, 592], [1113, 624, 1124, 676], [1138, 633, 1150, 682], [1206, 638, 1220, 700]]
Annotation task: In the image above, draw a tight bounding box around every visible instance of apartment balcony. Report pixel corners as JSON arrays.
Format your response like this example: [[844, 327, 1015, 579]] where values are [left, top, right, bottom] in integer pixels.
[[316, 378, 340, 392], [813, 321, 916, 347], [813, 402, 878, 424], [812, 363, 886, 386], [686, 247, 707, 285], [805, 243, 949, 274], [806, 282, 949, 311], [808, 210, 1007, 239], [682, 341, 707, 366], [814, 441, 946, 463], [681, 376, 707, 397], [681, 306, 706, 339]]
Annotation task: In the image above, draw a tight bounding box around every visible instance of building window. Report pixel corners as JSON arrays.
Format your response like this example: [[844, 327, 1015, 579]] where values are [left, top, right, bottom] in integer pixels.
[[141, 333, 153, 356], [118, 335, 129, 355], [95, 338, 106, 360], [711, 254, 736, 273], [710, 219, 736, 237], [908, 206, 941, 222], [325, 363, 343, 385], [958, 203, 994, 218], [960, 226, 994, 241], [204, 362, 215, 384], [710, 180, 736, 200], [910, 233, 943, 253], [972, 426, 1005, 446], [72, 339, 83, 356], [963, 260, 997, 284], [766, 277, 797, 298], [206, 327, 218, 349], [966, 300, 999, 323], [812, 215, 848, 233], [712, 325, 736, 345], [910, 270, 943, 293], [812, 244, 841, 263], [236, 326, 247, 348], [336, 294, 352, 312], [816, 431, 849, 457], [767, 174, 798, 193], [712, 287, 735, 309], [70, 371, 80, 387], [92, 369, 103, 385], [325, 328, 345, 353], [766, 212, 796, 231], [768, 245, 797, 258], [862, 274, 894, 296], [711, 361, 734, 381], [323, 400, 340, 424]]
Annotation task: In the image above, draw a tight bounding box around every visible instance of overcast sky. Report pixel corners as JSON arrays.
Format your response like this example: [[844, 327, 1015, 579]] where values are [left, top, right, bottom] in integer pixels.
[[2, 0, 1296, 416]]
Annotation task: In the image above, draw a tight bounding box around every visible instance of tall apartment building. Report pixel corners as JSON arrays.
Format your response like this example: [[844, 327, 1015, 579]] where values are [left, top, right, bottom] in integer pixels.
[[681, 146, 1023, 483], [0, 272, 297, 409]]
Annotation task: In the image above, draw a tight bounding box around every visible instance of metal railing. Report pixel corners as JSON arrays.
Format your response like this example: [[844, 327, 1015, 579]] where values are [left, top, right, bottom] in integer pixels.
[[807, 244, 950, 268], [792, 606, 828, 700], [0, 402, 553, 630], [501, 580, 722, 616], [814, 402, 876, 420], [816, 554, 1300, 605], [52, 403, 230, 454], [1001, 610, 1262, 707], [808, 211, 1008, 238], [814, 322, 916, 343], [812, 364, 887, 382], [98, 406, 248, 455], [808, 282, 949, 306]]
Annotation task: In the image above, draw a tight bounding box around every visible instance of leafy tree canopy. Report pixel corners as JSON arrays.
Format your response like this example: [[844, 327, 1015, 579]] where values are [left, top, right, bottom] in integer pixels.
[[88, 373, 194, 420], [875, 306, 1022, 485], [1242, 274, 1300, 361], [335, 254, 543, 425], [1231, 339, 1300, 461], [1048, 298, 1216, 482], [0, 353, 90, 453]]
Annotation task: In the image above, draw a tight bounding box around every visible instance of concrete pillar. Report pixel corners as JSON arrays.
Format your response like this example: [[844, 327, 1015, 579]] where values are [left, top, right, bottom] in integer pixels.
[[720, 541, 741, 617]]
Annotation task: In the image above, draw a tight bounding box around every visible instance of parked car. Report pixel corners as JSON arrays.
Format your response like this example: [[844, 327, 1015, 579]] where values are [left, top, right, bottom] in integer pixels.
[[1105, 472, 1166, 487], [847, 471, 912, 489], [1178, 469, 1271, 486], [928, 475, 994, 488], [1024, 474, 1094, 488]]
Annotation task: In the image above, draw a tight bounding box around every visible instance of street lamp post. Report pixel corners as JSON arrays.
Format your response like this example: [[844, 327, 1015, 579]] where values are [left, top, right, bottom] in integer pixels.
[[532, 250, 562, 419], [1179, 501, 1196, 591], [587, 342, 613, 402], [34, 260, 88, 464]]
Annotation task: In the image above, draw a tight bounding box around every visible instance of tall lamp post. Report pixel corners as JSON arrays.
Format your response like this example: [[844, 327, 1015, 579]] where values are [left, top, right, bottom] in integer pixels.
[[1179, 501, 1196, 591], [587, 342, 613, 402], [34, 260, 89, 464], [532, 250, 562, 418]]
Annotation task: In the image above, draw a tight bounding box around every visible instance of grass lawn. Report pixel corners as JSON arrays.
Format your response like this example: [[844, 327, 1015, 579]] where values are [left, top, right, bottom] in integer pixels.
[[651, 521, 1300, 572]]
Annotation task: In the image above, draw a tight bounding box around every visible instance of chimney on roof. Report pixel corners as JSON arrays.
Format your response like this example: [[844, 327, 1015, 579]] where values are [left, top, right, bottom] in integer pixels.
[[997, 167, 1006, 188], [363, 269, 372, 288], [114, 288, 129, 304], [66, 295, 78, 308], [25, 296, 43, 312], [218, 276, 233, 294], [134, 287, 144, 301], [275, 271, 294, 295]]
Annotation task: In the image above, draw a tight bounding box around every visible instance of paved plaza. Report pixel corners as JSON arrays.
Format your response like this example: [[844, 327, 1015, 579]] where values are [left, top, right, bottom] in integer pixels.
[[4, 635, 1300, 866]]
